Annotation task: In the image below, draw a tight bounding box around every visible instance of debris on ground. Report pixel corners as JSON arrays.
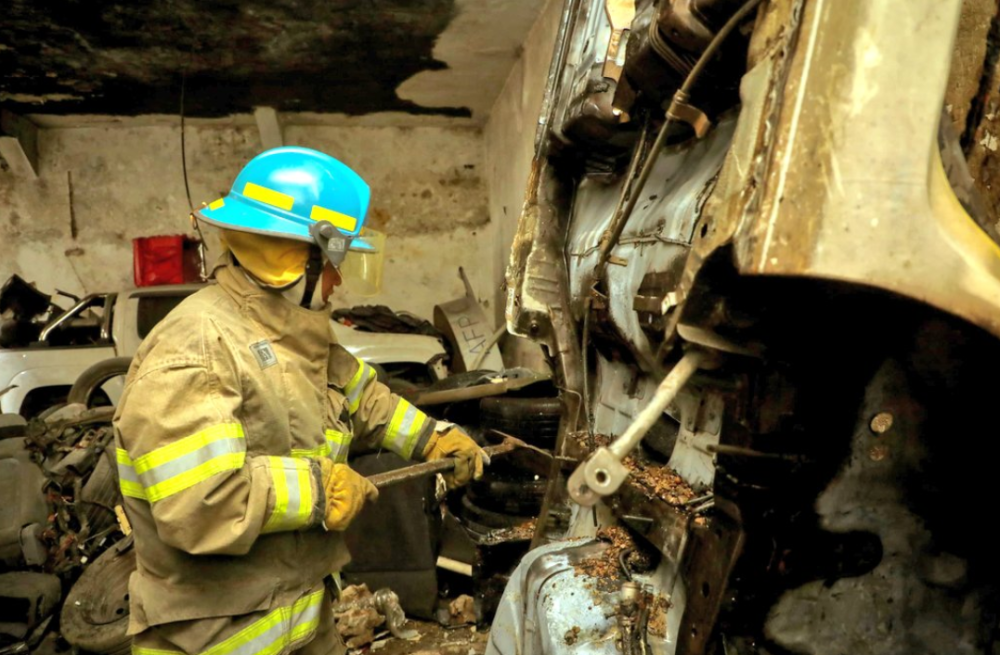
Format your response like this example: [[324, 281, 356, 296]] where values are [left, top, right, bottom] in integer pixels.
[[622, 454, 696, 505], [334, 584, 418, 649], [573, 526, 654, 580], [564, 626, 581, 645], [647, 595, 671, 637], [571, 432, 697, 506], [478, 518, 536, 545], [449, 595, 476, 626], [363, 619, 489, 655], [334, 585, 385, 649]]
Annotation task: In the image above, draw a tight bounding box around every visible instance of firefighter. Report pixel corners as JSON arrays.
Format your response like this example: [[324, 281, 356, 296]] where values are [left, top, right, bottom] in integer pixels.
[[113, 146, 485, 655]]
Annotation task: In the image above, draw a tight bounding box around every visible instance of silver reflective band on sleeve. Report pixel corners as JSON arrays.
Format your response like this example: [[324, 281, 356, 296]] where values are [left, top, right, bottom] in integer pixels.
[[262, 457, 314, 533], [117, 423, 247, 504], [325, 430, 352, 463], [380, 399, 428, 460], [343, 358, 376, 415], [117, 449, 147, 500]]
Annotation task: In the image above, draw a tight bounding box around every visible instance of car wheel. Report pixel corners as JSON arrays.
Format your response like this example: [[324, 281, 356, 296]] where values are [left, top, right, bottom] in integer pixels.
[[60, 542, 134, 655], [67, 357, 133, 407]]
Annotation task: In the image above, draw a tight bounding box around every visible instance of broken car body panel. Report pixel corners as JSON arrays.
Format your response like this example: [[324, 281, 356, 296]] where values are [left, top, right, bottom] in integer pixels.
[[499, 0, 1000, 652]]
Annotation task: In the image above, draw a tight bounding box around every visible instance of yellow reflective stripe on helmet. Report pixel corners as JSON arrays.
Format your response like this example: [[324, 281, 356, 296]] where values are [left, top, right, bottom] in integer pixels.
[[132, 588, 325, 655], [209, 198, 225, 210], [116, 448, 148, 500], [243, 182, 295, 211], [380, 399, 428, 460], [262, 457, 314, 533], [309, 205, 358, 232], [325, 429, 352, 463], [343, 358, 376, 415]]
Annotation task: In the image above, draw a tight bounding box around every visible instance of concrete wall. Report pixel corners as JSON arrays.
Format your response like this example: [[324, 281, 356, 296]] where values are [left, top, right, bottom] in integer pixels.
[[483, 0, 562, 323], [0, 120, 490, 321], [1, 0, 562, 326]]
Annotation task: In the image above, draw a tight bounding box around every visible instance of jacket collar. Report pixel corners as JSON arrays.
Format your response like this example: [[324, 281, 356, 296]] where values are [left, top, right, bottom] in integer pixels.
[[215, 256, 333, 351]]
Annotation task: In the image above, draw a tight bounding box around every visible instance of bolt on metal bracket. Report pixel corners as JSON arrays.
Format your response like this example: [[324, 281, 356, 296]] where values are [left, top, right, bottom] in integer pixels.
[[568, 349, 715, 506]]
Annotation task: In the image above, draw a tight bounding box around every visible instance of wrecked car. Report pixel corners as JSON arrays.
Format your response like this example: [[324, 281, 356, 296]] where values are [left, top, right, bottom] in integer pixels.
[[493, 0, 1000, 653], [0, 278, 451, 418]]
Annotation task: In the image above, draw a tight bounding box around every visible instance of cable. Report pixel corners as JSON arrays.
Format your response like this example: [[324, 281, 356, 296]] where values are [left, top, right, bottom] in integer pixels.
[[579, 0, 764, 386], [591, 0, 765, 283], [180, 71, 193, 212], [180, 71, 210, 280]]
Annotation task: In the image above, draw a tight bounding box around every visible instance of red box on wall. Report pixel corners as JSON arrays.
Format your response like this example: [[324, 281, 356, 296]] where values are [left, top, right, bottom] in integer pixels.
[[133, 236, 202, 287]]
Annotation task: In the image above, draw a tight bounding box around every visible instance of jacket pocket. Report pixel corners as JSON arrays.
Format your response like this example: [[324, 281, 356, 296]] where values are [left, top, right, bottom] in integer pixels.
[[128, 571, 276, 633]]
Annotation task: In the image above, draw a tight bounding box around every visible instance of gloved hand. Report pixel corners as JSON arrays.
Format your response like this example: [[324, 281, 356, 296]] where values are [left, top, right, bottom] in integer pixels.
[[421, 426, 486, 489], [318, 458, 379, 531]]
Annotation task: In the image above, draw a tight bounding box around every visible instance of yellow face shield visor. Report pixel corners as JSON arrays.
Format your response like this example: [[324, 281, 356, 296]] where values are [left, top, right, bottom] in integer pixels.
[[338, 228, 386, 297]]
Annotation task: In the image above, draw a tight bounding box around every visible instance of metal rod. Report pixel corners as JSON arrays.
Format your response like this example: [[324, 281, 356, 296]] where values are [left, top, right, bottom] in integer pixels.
[[366, 441, 516, 489], [608, 350, 708, 459]]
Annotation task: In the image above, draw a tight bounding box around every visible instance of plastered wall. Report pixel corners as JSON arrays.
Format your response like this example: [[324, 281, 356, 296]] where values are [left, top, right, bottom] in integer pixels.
[[0, 120, 491, 321]]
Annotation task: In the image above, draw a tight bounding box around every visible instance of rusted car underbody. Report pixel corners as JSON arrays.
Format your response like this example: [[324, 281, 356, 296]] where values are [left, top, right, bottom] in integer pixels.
[[493, 0, 1000, 653]]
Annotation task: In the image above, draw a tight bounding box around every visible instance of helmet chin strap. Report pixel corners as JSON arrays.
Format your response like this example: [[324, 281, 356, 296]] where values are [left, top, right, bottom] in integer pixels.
[[300, 246, 324, 309]]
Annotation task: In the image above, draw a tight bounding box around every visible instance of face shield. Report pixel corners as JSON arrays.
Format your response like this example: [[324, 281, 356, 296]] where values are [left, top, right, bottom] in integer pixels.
[[338, 228, 386, 297]]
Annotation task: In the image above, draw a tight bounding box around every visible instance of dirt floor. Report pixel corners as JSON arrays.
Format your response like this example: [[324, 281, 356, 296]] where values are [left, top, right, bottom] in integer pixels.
[[360, 620, 489, 655]]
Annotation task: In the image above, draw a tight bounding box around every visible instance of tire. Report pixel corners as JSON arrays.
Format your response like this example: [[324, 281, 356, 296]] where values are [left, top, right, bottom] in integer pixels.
[[479, 396, 561, 446], [60, 542, 134, 655], [67, 357, 132, 407]]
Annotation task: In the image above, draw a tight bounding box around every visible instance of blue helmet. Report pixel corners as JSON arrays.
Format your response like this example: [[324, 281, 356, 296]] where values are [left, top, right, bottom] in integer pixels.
[[195, 146, 372, 266]]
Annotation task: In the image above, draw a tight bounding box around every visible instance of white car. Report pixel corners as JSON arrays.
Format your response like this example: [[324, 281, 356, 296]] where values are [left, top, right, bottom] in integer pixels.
[[0, 284, 448, 417]]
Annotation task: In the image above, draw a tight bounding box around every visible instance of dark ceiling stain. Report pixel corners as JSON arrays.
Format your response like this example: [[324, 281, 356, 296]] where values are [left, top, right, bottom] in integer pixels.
[[1, 0, 471, 118]]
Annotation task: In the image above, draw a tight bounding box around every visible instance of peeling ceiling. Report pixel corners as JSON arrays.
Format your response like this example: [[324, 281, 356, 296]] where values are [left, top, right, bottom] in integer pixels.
[[1, 0, 545, 121]]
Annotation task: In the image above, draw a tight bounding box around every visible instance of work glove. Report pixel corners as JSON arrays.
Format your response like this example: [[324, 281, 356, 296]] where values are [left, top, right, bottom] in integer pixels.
[[318, 458, 379, 531], [421, 425, 486, 489]]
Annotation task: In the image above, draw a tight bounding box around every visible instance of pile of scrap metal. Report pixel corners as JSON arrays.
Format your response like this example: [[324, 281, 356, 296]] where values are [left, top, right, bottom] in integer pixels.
[[0, 404, 131, 655], [495, 0, 1000, 653], [342, 270, 563, 627]]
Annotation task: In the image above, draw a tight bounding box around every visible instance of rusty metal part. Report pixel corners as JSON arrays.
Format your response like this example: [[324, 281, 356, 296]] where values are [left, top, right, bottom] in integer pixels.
[[366, 441, 518, 490], [603, 0, 637, 82], [332, 587, 416, 641], [488, 430, 557, 460], [665, 0, 1000, 355], [616, 580, 652, 655], [592, 0, 765, 296], [411, 369, 550, 406], [674, 501, 744, 655], [869, 412, 894, 434], [666, 90, 712, 138], [568, 349, 715, 506]]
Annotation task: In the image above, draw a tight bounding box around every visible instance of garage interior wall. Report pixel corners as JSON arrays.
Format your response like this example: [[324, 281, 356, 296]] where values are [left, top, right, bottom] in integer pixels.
[[0, 119, 491, 321], [0, 0, 560, 324], [484, 0, 561, 325]]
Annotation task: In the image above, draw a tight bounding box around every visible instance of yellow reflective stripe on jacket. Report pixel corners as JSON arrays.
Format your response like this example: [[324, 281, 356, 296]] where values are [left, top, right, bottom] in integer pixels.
[[343, 358, 376, 414], [290, 430, 352, 462], [380, 399, 429, 460], [132, 588, 325, 655], [125, 423, 246, 503], [116, 448, 147, 500], [262, 457, 314, 533], [325, 429, 351, 463], [290, 443, 331, 458], [117, 424, 246, 503]]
